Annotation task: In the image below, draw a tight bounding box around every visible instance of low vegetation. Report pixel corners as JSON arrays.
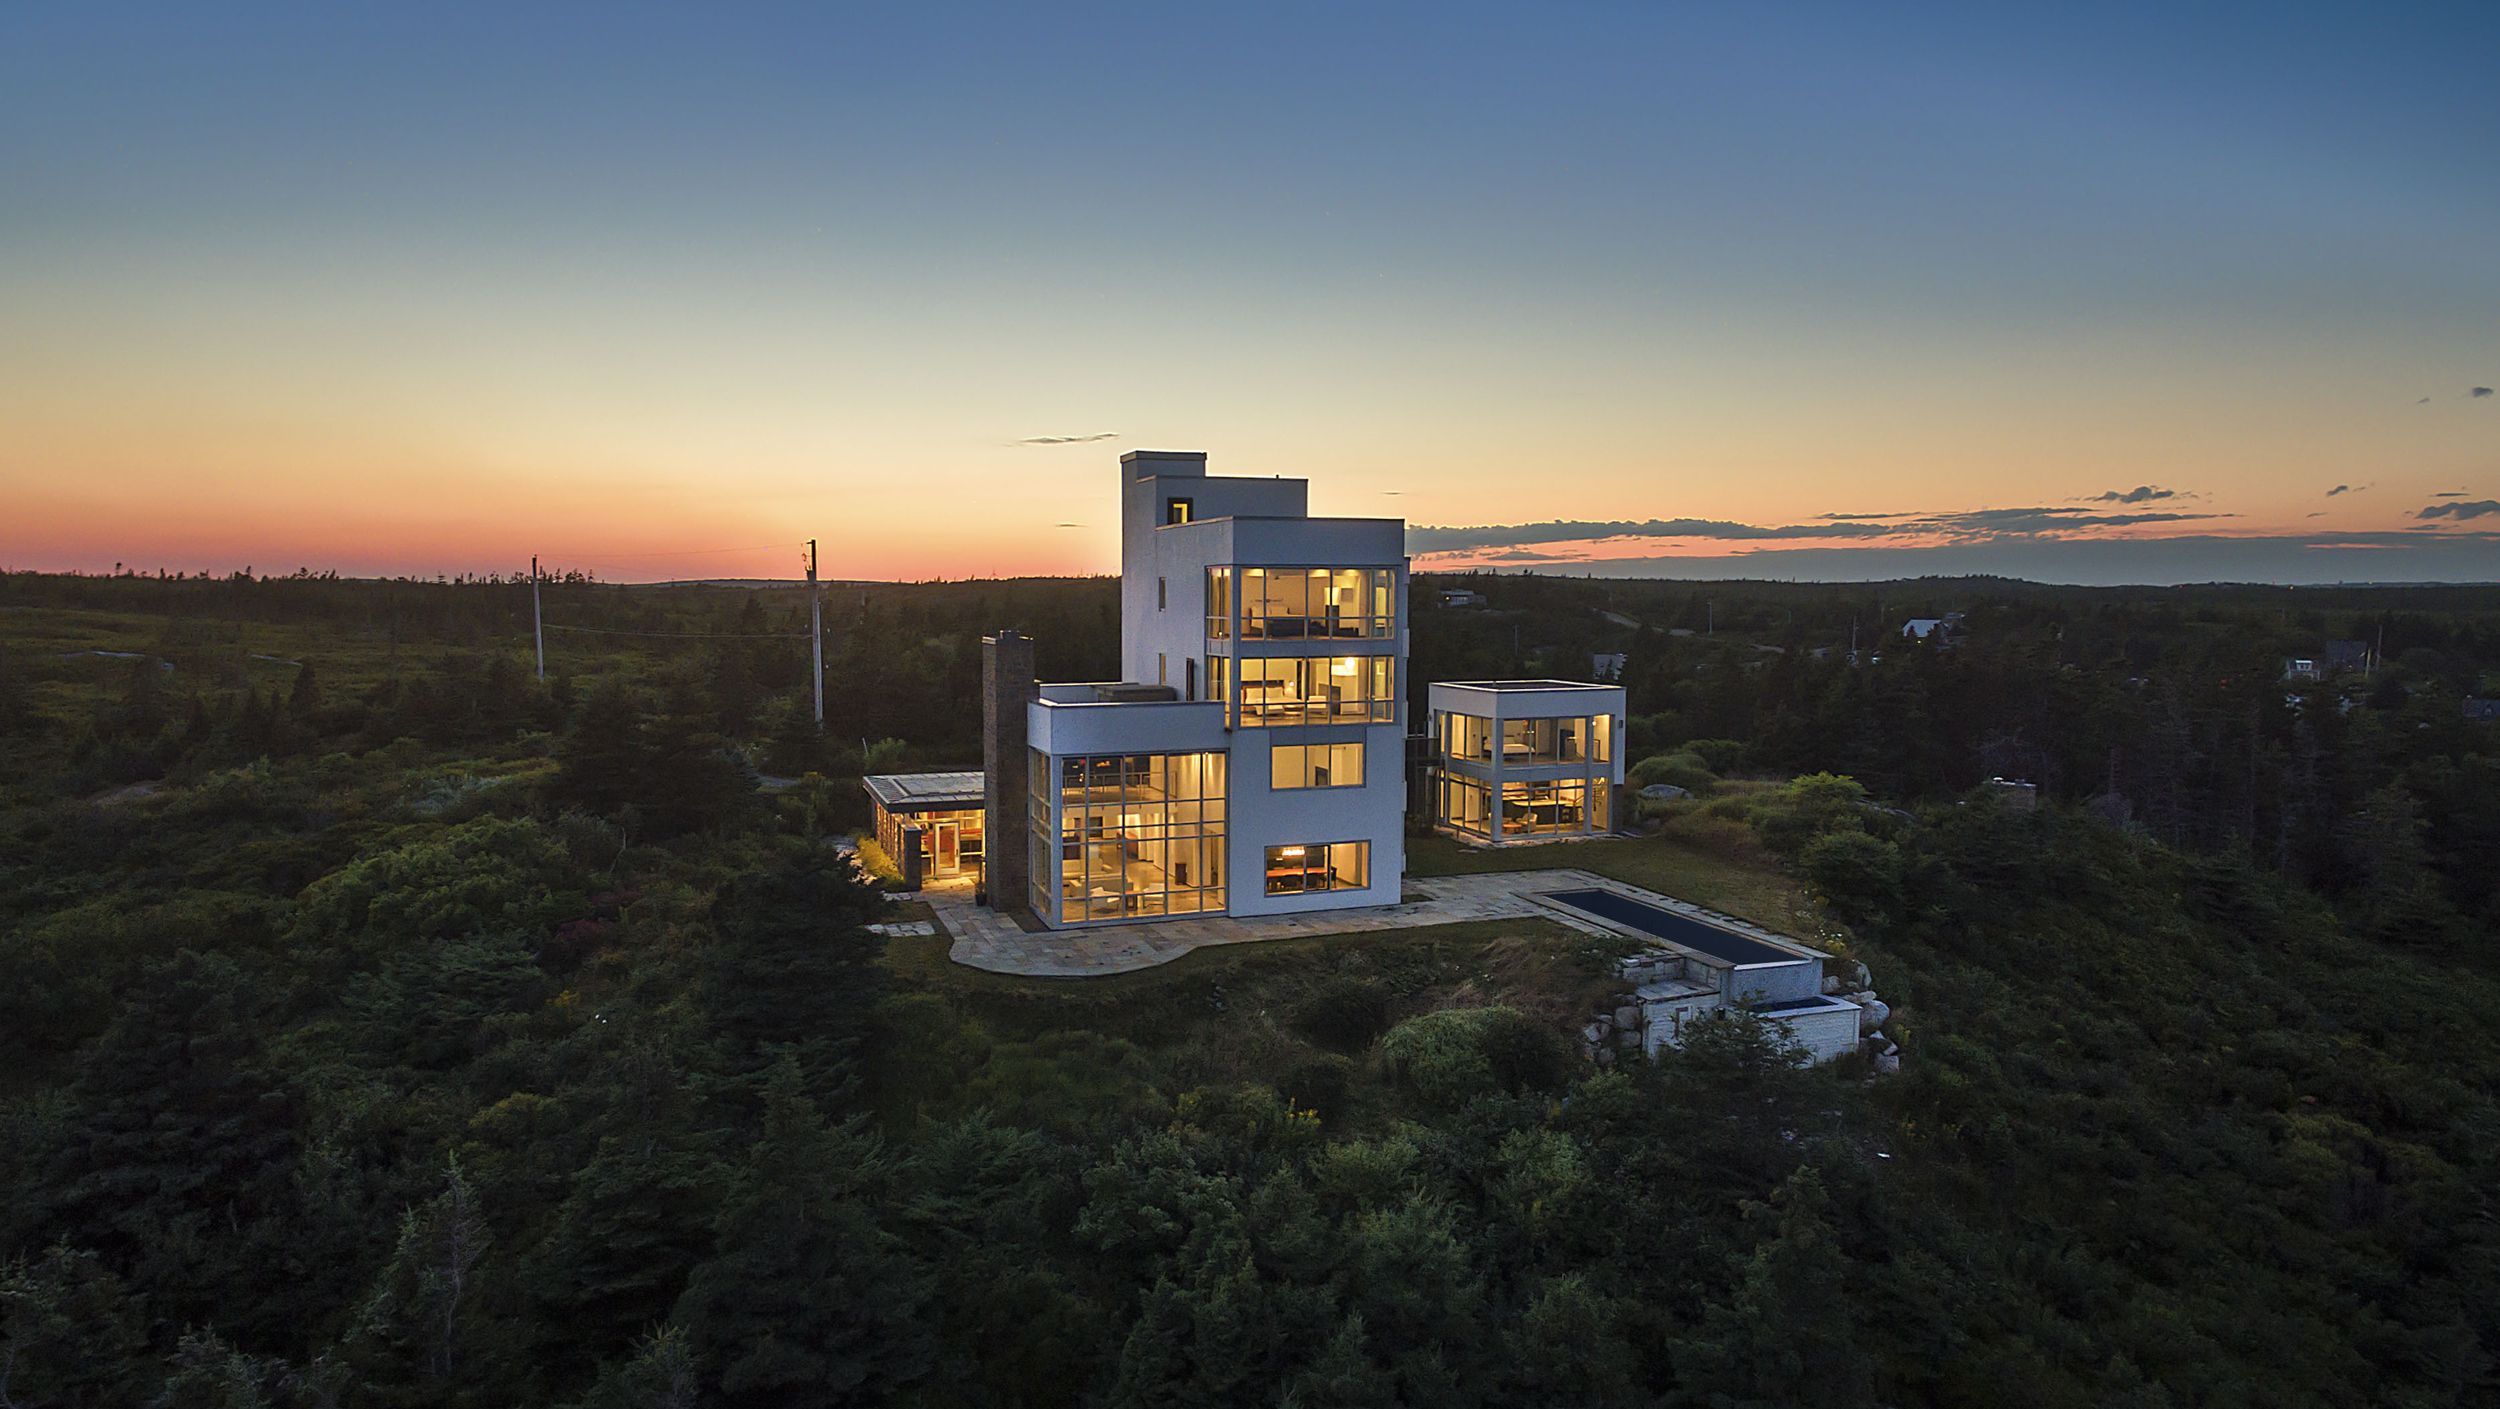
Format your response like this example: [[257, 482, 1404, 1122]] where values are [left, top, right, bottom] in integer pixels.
[[1, 571, 2496, 1404]]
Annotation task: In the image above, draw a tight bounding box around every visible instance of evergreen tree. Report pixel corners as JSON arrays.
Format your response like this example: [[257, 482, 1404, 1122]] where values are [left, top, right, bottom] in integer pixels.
[[1668, 1168, 1873, 1409], [701, 851, 886, 1092], [673, 1059, 933, 1406], [40, 951, 305, 1344], [0, 1243, 153, 1408], [549, 681, 651, 820]]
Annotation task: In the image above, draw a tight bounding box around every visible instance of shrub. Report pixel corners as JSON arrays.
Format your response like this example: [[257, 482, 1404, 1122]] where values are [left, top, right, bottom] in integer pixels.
[[1379, 1005, 1568, 1110], [1683, 738, 1748, 773], [1292, 977, 1392, 1053], [1278, 1053, 1356, 1125], [1629, 751, 1717, 796]]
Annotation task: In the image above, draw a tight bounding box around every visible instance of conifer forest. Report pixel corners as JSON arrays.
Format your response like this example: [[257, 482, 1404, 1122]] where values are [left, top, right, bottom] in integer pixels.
[[2, 567, 2497, 1407]]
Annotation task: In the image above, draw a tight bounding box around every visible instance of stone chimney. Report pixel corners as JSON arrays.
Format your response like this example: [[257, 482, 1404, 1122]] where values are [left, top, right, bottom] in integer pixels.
[[982, 631, 1039, 916]]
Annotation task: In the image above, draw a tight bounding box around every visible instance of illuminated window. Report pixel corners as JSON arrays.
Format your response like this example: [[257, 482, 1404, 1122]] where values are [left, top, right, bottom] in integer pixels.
[[1264, 841, 1370, 895], [1205, 567, 1232, 640], [1050, 751, 1229, 924], [1166, 498, 1194, 525], [1233, 656, 1394, 726], [1270, 741, 1365, 790], [1236, 568, 1395, 640], [1439, 774, 1493, 837], [1499, 779, 1605, 837]]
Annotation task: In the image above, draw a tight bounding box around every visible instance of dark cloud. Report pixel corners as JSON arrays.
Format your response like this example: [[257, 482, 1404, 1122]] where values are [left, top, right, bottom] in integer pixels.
[[2418, 500, 2500, 522], [1481, 548, 1576, 562], [2307, 512, 2326, 518], [2087, 485, 2178, 504], [2326, 485, 2351, 497], [1925, 507, 2229, 533], [1016, 433, 1119, 445], [2474, 387, 2494, 398], [1403, 518, 1897, 554], [2436, 490, 2468, 497], [1409, 506, 2229, 556], [1817, 511, 1918, 520], [1054, 522, 1084, 528], [1479, 530, 2500, 587]]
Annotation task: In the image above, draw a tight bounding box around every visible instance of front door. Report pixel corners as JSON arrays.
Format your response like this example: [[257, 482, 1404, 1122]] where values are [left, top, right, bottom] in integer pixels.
[[932, 822, 960, 875]]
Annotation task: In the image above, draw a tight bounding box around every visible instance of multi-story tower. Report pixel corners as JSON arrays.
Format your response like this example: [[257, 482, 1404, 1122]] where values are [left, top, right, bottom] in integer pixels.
[[1011, 450, 1409, 927]]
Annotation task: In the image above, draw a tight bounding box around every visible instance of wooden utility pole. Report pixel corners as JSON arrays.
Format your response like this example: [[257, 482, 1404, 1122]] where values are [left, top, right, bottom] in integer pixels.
[[808, 539, 824, 731], [531, 556, 545, 680]]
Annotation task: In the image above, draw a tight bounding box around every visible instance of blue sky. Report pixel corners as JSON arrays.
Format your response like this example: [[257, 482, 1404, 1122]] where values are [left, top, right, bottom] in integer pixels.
[[3, 2, 2495, 582]]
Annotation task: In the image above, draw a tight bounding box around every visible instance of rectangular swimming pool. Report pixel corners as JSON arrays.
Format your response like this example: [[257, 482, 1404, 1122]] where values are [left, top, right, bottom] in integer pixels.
[[1544, 889, 1807, 967]]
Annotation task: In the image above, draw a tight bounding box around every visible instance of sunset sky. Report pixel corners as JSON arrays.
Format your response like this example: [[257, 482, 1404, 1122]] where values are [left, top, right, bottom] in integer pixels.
[[4, 3, 2495, 584]]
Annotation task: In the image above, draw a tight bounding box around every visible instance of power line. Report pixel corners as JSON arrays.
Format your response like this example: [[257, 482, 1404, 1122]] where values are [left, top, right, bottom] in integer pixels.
[[539, 624, 810, 640]]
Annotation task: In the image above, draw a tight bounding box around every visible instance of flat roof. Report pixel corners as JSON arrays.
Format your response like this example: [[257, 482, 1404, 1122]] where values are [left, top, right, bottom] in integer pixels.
[[863, 771, 985, 811], [1441, 679, 1620, 692]]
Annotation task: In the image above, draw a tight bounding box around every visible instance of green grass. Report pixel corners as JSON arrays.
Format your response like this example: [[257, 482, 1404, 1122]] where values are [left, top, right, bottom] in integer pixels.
[[1406, 827, 1830, 943]]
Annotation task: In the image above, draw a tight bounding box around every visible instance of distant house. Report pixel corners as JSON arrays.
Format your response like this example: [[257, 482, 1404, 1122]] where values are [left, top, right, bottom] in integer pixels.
[[2466, 699, 2500, 723], [1590, 652, 1626, 681], [1984, 777, 2038, 811], [2284, 658, 2321, 683], [1902, 611, 1965, 644], [1437, 588, 1487, 609], [2322, 640, 2371, 672]]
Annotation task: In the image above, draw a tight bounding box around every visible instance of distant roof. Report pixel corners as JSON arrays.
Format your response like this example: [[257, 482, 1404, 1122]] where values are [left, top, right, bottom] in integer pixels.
[[863, 771, 986, 810]]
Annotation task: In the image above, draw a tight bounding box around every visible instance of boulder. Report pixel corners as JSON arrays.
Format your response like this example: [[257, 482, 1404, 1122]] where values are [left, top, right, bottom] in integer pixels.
[[1613, 1006, 1642, 1030], [1856, 999, 1891, 1035], [1873, 1050, 1901, 1076], [1850, 961, 1871, 988], [1582, 1023, 1607, 1046], [1822, 974, 1846, 995]]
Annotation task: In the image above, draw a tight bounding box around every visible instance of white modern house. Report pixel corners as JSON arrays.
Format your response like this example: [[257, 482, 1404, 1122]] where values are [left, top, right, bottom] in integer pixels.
[[980, 450, 1411, 928]]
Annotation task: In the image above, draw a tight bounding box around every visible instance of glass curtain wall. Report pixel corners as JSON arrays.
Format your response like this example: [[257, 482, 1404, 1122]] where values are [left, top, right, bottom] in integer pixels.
[[1233, 656, 1395, 725], [1237, 569, 1395, 640], [1050, 752, 1229, 923], [1435, 711, 1617, 841]]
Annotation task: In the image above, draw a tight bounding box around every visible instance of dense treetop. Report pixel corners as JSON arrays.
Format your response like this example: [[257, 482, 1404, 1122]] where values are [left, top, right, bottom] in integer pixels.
[[1, 568, 2495, 1405]]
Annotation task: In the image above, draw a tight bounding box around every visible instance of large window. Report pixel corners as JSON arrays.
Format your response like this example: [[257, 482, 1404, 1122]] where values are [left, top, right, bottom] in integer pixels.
[[1271, 741, 1365, 790], [1234, 656, 1395, 726], [1052, 752, 1228, 923], [1205, 567, 1232, 640], [1501, 716, 1596, 765], [1440, 712, 1612, 766], [1440, 774, 1493, 838], [1237, 568, 1394, 640], [1264, 841, 1370, 895], [1500, 779, 1607, 836]]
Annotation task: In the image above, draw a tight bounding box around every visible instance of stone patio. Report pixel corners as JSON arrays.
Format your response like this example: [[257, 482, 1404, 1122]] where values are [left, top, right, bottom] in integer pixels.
[[910, 868, 1809, 977]]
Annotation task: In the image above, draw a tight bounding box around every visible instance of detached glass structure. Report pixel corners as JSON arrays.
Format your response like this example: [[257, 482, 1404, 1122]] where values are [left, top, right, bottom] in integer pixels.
[[1029, 749, 1229, 924], [1427, 680, 1628, 843]]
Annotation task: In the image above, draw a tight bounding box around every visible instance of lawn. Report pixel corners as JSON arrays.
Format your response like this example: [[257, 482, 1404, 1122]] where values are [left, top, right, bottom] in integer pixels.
[[1405, 826, 1836, 946]]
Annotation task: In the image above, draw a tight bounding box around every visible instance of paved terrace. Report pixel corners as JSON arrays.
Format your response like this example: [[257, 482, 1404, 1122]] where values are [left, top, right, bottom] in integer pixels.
[[910, 869, 1816, 977]]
